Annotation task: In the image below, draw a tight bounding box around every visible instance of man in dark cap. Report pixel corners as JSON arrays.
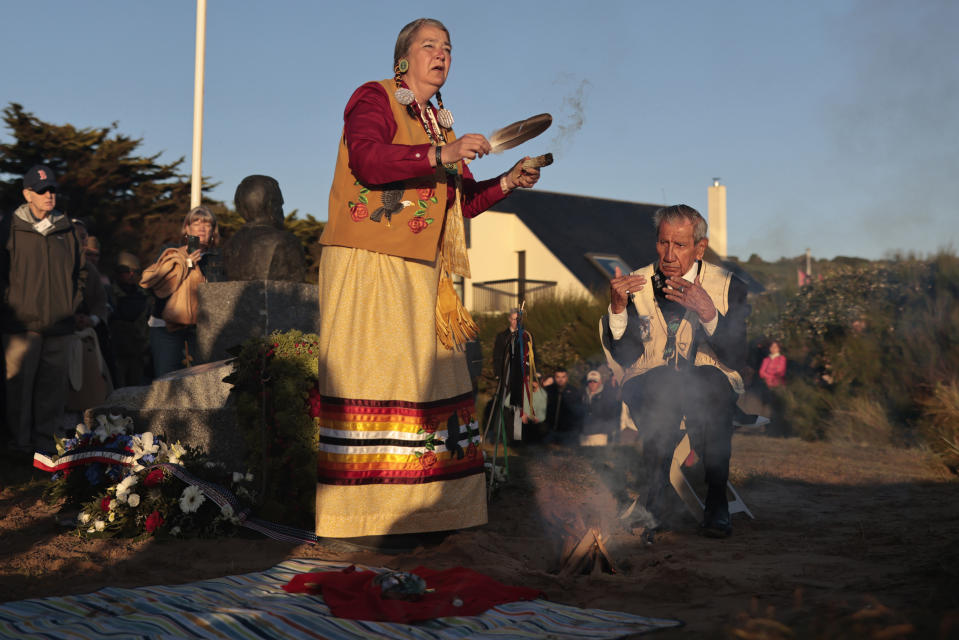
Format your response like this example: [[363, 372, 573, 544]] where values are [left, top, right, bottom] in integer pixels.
[[1, 165, 84, 453]]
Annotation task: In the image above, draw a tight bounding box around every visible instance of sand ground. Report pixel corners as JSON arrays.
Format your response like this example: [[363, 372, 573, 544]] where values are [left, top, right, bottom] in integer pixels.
[[1, 433, 957, 639]]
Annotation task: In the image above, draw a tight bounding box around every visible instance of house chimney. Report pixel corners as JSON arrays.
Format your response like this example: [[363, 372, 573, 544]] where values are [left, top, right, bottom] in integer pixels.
[[707, 178, 727, 259]]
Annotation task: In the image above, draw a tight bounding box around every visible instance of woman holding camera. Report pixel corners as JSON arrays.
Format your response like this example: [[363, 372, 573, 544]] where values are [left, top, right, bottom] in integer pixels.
[[140, 206, 223, 378]]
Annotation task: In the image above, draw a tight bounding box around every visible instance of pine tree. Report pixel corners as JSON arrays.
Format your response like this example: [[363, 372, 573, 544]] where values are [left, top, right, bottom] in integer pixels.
[[284, 210, 326, 281]]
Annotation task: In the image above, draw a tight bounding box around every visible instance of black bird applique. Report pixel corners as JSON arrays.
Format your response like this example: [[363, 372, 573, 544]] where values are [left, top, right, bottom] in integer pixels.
[[369, 187, 413, 223]]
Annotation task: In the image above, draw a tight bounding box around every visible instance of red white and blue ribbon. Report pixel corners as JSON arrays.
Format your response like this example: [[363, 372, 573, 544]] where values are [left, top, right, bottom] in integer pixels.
[[33, 449, 135, 473]]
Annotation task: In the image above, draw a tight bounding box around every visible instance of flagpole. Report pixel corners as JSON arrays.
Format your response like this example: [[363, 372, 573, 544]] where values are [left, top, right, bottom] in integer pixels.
[[190, 0, 207, 208]]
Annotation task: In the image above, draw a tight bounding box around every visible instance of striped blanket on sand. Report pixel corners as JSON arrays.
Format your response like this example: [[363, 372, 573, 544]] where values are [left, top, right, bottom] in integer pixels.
[[0, 559, 681, 639]]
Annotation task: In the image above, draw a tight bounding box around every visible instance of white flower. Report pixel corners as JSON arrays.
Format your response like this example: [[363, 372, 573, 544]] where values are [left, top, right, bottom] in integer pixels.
[[79, 513, 91, 524], [93, 413, 130, 441], [220, 504, 234, 519], [166, 442, 186, 465], [232, 472, 244, 484], [115, 476, 138, 502], [204, 461, 216, 469], [245, 472, 253, 482], [108, 499, 117, 511], [94, 424, 109, 443], [132, 432, 159, 460], [127, 493, 141, 508], [94, 520, 105, 532], [179, 485, 205, 513], [75, 422, 90, 437], [111, 424, 127, 438], [108, 413, 133, 431], [170, 526, 182, 536]]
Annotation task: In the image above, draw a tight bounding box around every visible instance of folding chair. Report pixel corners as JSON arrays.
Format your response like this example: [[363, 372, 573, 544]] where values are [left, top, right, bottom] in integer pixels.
[[669, 429, 755, 520]]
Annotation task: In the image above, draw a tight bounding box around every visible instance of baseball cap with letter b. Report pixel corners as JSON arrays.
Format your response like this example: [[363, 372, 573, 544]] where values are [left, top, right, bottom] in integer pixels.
[[23, 165, 58, 192]]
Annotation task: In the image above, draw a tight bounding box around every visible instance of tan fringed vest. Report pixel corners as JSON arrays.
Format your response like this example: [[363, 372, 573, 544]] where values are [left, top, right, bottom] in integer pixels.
[[617, 261, 744, 394], [319, 79, 461, 262]]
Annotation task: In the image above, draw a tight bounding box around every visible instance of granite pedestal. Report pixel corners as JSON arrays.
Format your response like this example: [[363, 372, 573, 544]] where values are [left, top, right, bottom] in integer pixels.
[[85, 360, 245, 468], [196, 280, 318, 363]]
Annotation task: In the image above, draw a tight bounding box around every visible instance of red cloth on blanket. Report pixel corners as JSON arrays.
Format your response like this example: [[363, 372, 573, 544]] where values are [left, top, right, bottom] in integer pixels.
[[283, 565, 544, 622]]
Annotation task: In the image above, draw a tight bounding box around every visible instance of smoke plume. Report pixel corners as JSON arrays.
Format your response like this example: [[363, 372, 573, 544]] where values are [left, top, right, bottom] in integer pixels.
[[549, 75, 591, 158]]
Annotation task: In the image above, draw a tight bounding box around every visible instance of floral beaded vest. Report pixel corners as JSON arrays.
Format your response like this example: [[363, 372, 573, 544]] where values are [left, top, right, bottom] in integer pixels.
[[320, 79, 462, 262]]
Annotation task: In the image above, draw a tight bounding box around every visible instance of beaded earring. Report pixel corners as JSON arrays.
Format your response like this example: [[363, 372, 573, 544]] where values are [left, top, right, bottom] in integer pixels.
[[435, 90, 454, 129], [394, 60, 416, 106]]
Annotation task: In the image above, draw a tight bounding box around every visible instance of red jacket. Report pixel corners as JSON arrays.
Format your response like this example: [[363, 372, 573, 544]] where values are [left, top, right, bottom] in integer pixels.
[[759, 354, 787, 388]]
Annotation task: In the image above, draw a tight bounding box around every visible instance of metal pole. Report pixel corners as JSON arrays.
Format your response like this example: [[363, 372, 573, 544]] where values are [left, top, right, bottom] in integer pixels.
[[190, 0, 207, 208], [517, 250, 526, 307]]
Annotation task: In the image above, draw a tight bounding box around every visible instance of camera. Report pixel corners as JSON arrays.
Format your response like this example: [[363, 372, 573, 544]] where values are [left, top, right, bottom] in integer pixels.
[[651, 270, 666, 298], [186, 235, 200, 253]]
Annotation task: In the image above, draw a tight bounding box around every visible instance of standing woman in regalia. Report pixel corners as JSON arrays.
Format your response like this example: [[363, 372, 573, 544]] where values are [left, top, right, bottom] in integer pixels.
[[315, 17, 539, 539]]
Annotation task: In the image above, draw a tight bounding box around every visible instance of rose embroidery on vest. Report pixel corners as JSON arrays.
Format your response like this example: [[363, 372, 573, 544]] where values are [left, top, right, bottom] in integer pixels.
[[405, 181, 438, 233], [408, 217, 430, 233], [349, 203, 368, 221], [348, 180, 370, 222]]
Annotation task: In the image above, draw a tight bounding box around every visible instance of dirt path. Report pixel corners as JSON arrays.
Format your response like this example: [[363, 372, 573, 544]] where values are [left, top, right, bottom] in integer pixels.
[[1, 434, 957, 638]]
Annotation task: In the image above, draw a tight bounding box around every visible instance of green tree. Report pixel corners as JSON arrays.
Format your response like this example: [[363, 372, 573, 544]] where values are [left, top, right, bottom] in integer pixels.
[[0, 103, 219, 267], [284, 210, 325, 282]]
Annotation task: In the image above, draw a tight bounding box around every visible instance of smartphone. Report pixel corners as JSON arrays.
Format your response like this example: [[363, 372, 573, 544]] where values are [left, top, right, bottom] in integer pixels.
[[186, 235, 200, 253]]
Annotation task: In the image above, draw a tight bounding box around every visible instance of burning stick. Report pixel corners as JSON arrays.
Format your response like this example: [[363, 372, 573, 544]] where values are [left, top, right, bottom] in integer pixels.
[[559, 527, 617, 577], [522, 153, 553, 170]]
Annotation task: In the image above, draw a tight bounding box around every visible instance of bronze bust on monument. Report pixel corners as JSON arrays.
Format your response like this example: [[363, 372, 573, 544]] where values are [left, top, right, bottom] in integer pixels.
[[222, 175, 307, 282]]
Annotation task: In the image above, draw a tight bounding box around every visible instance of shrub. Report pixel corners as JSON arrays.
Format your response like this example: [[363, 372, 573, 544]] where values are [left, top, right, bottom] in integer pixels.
[[825, 395, 895, 446], [756, 251, 959, 453], [225, 330, 319, 527], [776, 378, 830, 441], [919, 381, 959, 474]]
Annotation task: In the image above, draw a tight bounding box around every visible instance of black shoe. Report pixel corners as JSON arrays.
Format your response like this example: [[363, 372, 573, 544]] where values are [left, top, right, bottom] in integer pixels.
[[702, 486, 732, 538], [700, 517, 732, 538]]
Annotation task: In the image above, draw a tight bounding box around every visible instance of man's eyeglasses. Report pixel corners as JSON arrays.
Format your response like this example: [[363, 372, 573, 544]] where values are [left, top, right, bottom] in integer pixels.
[[32, 187, 56, 195]]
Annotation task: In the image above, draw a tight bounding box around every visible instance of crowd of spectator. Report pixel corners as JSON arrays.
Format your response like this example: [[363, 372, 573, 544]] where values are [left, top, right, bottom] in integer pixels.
[[488, 312, 789, 449]]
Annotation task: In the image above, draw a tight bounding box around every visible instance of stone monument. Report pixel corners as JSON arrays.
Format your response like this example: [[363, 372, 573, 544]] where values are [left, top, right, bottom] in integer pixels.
[[87, 175, 320, 464], [197, 175, 318, 363]]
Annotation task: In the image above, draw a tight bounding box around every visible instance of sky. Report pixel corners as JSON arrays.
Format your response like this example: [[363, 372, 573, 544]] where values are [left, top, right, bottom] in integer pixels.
[[2, 0, 957, 261]]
